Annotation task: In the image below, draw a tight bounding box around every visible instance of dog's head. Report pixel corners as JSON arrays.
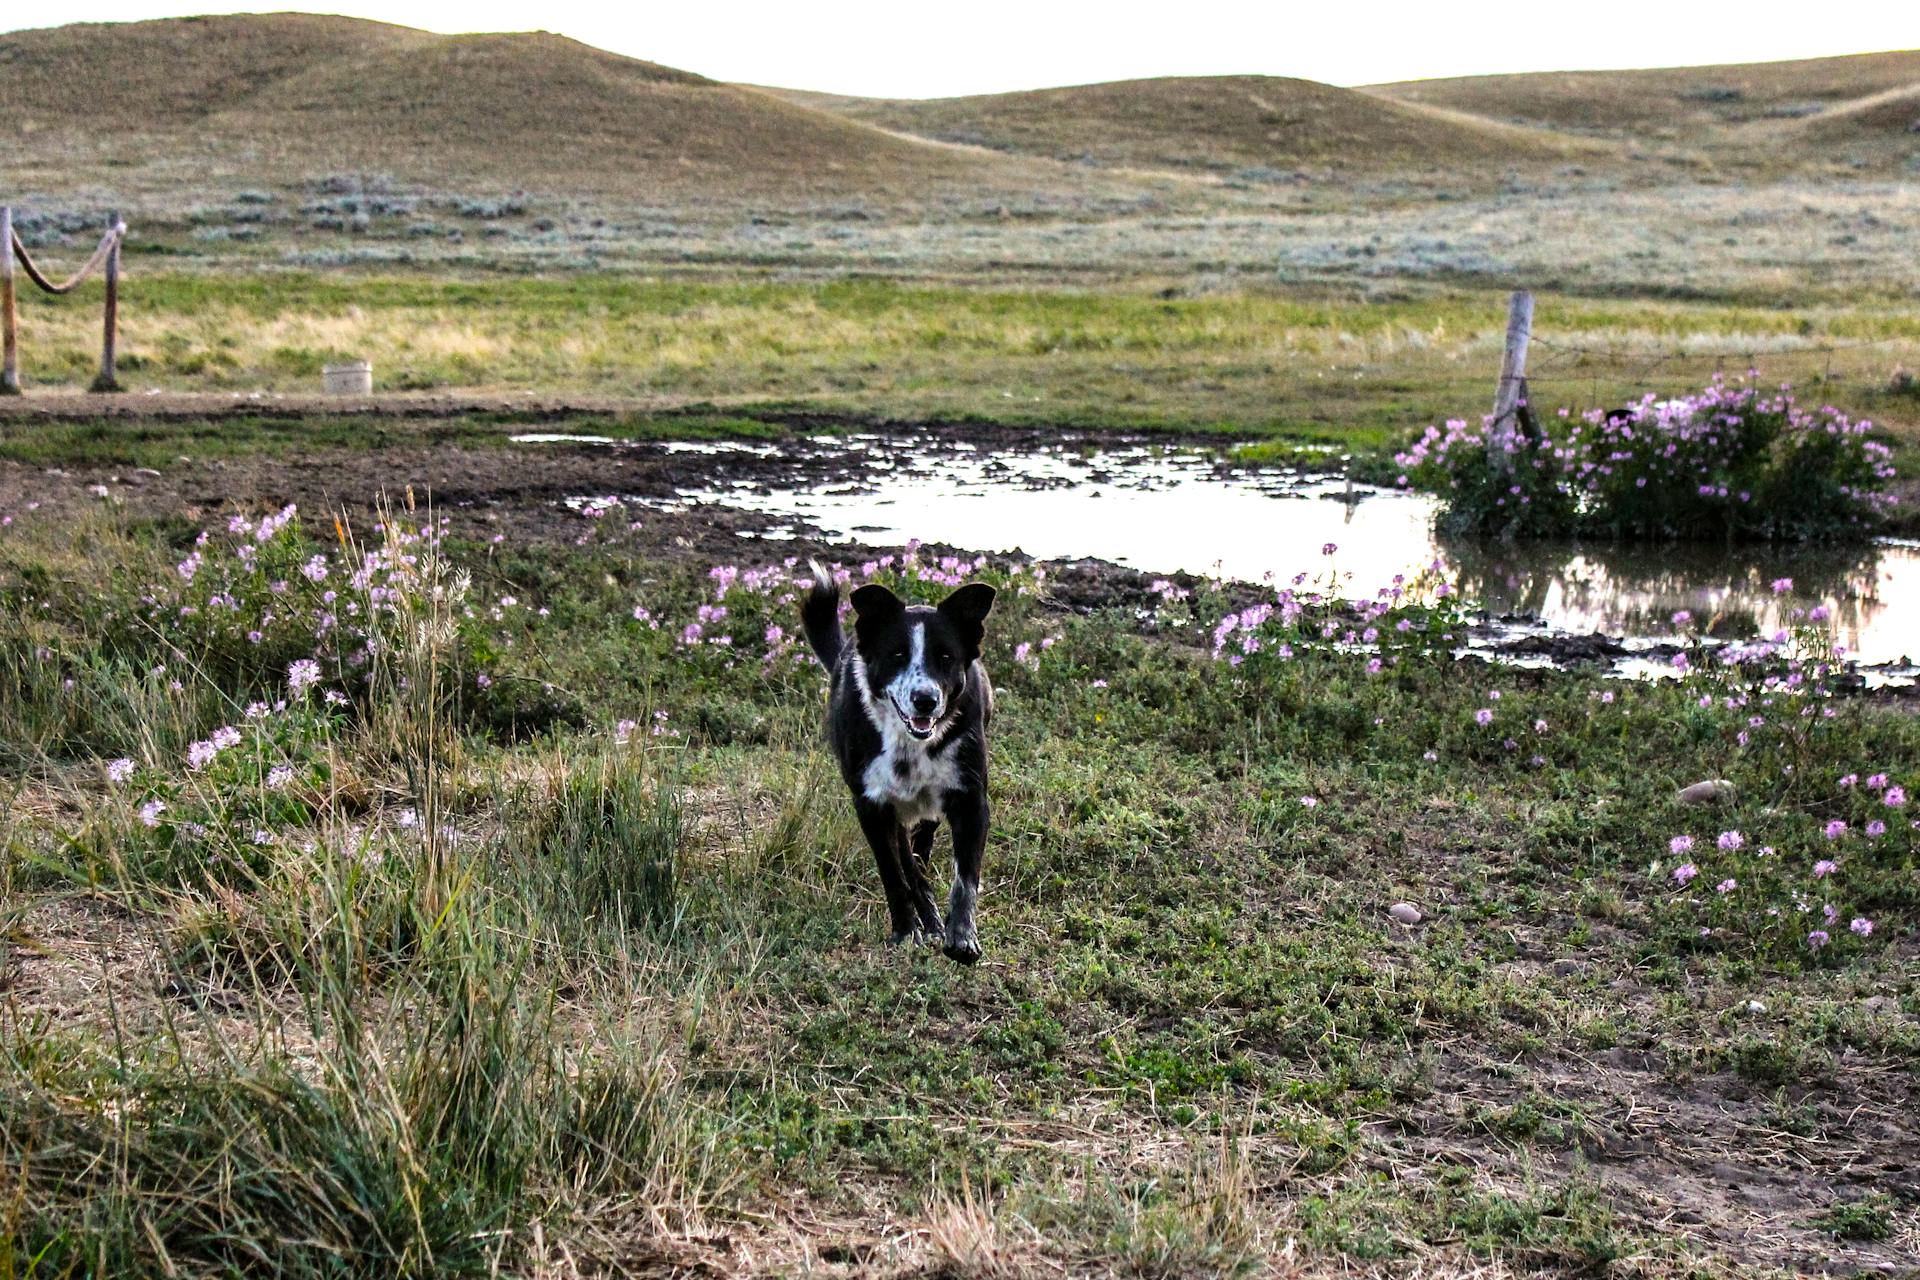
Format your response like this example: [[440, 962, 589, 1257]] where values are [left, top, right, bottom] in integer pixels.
[[849, 580, 996, 740]]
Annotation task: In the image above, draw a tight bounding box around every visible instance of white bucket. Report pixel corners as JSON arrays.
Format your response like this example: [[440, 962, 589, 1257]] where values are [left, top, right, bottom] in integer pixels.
[[321, 361, 373, 395]]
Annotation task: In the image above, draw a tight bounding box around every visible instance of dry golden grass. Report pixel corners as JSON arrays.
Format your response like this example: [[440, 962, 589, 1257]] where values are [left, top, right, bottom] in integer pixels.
[[1369, 49, 1920, 134], [762, 74, 1604, 174], [0, 13, 1101, 202], [1368, 48, 1920, 172]]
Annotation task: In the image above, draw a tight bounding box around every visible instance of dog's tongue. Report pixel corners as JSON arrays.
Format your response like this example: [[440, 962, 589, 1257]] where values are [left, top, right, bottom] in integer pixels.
[[910, 715, 934, 734]]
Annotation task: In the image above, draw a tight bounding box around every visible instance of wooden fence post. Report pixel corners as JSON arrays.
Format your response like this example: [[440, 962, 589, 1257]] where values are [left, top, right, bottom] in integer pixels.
[[1, 206, 18, 395], [91, 211, 123, 393], [1489, 289, 1534, 471]]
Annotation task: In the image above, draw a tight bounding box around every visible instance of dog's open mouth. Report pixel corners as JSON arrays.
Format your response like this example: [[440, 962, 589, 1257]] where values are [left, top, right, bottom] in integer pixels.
[[895, 701, 938, 739]]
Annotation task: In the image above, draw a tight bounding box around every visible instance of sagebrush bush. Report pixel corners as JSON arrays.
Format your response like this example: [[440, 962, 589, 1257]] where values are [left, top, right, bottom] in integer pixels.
[[1397, 379, 1899, 541]]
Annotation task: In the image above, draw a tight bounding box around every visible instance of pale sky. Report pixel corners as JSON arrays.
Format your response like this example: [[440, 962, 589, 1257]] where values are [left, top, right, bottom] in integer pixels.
[[8, 1, 1918, 98]]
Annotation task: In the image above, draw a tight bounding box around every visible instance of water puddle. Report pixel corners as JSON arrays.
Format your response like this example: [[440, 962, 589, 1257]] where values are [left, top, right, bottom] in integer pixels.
[[553, 434, 1919, 675]]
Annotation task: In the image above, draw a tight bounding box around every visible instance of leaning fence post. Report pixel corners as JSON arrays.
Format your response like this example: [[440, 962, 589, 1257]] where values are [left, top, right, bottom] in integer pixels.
[[1489, 289, 1534, 472], [91, 211, 123, 394], [1, 206, 18, 395]]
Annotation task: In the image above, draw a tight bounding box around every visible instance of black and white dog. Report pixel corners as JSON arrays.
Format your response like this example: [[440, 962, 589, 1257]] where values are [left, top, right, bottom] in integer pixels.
[[802, 563, 996, 965]]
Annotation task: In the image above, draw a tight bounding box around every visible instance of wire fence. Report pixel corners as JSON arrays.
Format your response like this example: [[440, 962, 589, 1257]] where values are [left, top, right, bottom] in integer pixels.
[[1, 205, 128, 395]]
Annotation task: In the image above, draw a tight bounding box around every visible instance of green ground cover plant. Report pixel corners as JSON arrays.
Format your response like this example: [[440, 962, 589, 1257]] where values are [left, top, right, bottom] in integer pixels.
[[3, 491, 1915, 1276]]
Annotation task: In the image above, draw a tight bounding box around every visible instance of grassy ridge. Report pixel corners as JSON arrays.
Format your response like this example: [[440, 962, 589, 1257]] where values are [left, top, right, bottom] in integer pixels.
[[0, 14, 1052, 201], [764, 75, 1599, 172]]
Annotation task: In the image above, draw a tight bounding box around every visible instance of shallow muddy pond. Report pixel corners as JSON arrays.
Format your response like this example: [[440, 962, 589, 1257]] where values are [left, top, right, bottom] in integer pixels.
[[538, 435, 1920, 671]]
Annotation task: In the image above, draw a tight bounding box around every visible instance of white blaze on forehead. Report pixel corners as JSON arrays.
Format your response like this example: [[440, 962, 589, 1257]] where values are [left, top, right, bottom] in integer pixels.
[[885, 621, 941, 711]]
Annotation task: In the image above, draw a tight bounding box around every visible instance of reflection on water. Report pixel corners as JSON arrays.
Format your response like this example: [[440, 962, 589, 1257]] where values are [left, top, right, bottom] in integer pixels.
[[1447, 540, 1917, 665], [632, 437, 1919, 667]]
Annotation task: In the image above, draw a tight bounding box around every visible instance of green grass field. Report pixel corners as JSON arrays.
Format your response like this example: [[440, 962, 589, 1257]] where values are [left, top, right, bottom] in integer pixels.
[[2, 456, 1916, 1276], [9, 271, 1920, 447]]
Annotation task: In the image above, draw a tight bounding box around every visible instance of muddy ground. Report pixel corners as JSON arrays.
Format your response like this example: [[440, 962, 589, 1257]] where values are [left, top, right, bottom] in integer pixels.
[[3, 420, 1920, 702], [5, 420, 1916, 696]]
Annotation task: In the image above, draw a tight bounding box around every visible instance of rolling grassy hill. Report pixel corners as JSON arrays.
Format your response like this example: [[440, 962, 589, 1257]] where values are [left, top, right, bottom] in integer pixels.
[[0, 13, 1075, 201], [762, 74, 1603, 174], [10, 12, 1912, 211], [1785, 82, 1920, 161], [1367, 49, 1920, 154]]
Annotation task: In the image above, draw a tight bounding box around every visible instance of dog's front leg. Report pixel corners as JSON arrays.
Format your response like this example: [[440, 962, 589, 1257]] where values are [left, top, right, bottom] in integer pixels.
[[902, 821, 945, 938], [943, 795, 988, 966], [856, 802, 919, 944]]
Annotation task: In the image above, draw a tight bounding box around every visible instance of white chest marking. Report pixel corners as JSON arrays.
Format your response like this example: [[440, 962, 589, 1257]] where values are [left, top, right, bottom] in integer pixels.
[[862, 734, 959, 826], [852, 626, 960, 825]]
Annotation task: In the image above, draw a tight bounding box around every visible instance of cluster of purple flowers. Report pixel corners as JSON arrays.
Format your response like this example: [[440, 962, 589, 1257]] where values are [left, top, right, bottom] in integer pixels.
[[1206, 560, 1460, 671], [654, 542, 1021, 671], [1396, 378, 1897, 539]]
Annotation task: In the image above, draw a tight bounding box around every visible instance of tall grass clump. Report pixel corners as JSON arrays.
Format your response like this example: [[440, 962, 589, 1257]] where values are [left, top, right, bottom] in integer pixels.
[[1397, 378, 1899, 541], [4, 869, 725, 1277], [504, 741, 683, 942], [2, 501, 730, 1276]]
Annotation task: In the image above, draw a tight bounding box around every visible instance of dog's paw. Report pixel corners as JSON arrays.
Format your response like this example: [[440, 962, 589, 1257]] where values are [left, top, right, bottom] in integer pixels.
[[942, 931, 981, 966]]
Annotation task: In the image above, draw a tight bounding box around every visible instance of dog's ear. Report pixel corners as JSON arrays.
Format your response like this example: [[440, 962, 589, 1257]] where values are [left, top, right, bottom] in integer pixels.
[[849, 582, 904, 622], [938, 583, 996, 657]]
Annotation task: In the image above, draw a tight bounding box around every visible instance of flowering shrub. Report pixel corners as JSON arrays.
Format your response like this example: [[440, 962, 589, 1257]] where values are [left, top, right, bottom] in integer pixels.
[[109, 667, 346, 884], [117, 505, 577, 739], [1397, 379, 1897, 541]]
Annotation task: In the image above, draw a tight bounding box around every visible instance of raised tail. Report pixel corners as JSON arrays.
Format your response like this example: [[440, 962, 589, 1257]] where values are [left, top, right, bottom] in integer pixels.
[[800, 560, 843, 668]]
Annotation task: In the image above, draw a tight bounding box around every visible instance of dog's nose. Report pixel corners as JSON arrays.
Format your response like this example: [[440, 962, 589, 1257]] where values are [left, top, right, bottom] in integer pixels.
[[911, 690, 939, 715]]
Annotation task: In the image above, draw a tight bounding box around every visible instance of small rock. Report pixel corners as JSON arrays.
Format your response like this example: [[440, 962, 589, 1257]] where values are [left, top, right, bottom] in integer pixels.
[[1388, 902, 1423, 925], [1678, 779, 1736, 805]]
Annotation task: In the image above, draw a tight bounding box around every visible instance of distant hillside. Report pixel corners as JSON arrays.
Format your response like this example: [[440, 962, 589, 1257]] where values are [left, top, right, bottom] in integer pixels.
[[1368, 50, 1920, 141], [5, 16, 1914, 215], [762, 75, 1600, 173], [0, 13, 1061, 200]]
